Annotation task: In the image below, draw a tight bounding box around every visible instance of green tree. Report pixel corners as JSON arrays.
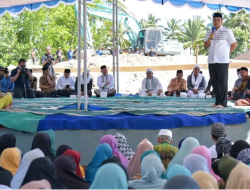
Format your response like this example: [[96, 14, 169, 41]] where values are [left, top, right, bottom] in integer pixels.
[[224, 10, 250, 32], [164, 18, 181, 39], [139, 13, 161, 28], [231, 28, 249, 58], [0, 4, 78, 66], [178, 16, 206, 55]]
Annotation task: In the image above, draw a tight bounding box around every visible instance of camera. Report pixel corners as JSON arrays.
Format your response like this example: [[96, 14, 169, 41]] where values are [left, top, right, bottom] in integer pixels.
[[20, 66, 28, 75], [48, 55, 55, 61]]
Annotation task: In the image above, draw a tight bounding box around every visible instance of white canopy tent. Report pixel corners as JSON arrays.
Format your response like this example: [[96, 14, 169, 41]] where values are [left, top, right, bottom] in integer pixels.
[[1, 0, 250, 111]]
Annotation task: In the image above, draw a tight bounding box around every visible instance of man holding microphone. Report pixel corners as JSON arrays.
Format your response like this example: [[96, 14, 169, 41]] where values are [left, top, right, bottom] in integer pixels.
[[204, 13, 238, 108]]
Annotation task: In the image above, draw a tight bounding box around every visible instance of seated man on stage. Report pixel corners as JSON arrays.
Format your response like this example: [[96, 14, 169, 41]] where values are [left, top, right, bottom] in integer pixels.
[[28, 69, 37, 91], [165, 70, 187, 96], [228, 68, 243, 99], [141, 68, 163, 96], [187, 64, 205, 97], [35, 66, 57, 98], [0, 68, 14, 96], [232, 67, 249, 101], [228, 67, 246, 100], [56, 69, 75, 97], [94, 65, 116, 97], [75, 70, 93, 97]]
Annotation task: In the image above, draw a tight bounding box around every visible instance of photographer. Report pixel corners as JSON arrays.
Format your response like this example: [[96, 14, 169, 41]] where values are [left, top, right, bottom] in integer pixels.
[[10, 59, 36, 98], [42, 46, 55, 76]]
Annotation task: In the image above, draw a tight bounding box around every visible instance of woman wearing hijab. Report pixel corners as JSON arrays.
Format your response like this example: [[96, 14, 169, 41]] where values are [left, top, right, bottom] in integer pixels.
[[128, 154, 167, 189], [100, 135, 129, 167], [31, 133, 55, 162], [230, 140, 250, 159], [90, 163, 128, 189], [101, 157, 129, 180], [10, 148, 45, 189], [164, 175, 200, 189], [168, 137, 199, 168], [62, 149, 83, 178], [191, 146, 220, 180], [192, 171, 218, 189], [85, 143, 113, 183], [0, 167, 12, 187], [56, 144, 72, 157], [20, 179, 51, 189], [0, 148, 21, 176], [54, 155, 90, 189], [141, 150, 160, 162], [226, 162, 250, 189], [42, 129, 56, 156], [178, 138, 186, 149], [127, 138, 153, 178], [0, 134, 16, 155], [21, 157, 66, 189], [166, 164, 191, 180], [237, 148, 250, 164], [114, 133, 135, 161], [183, 154, 209, 174], [218, 155, 238, 182]]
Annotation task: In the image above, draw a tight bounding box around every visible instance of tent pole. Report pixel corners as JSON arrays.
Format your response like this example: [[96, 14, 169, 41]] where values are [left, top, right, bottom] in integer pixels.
[[77, 0, 82, 110], [196, 44, 199, 64], [116, 0, 119, 93], [83, 0, 87, 111], [112, 0, 115, 87]]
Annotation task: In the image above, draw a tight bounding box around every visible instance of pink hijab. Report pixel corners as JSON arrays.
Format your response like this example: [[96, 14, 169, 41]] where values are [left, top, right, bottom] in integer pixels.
[[191, 145, 220, 180], [127, 138, 153, 178], [20, 179, 51, 189], [100, 135, 129, 167]]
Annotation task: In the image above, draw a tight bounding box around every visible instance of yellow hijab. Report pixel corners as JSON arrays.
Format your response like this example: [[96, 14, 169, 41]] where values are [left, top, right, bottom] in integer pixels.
[[192, 171, 218, 189], [0, 148, 21, 176], [226, 162, 250, 189]]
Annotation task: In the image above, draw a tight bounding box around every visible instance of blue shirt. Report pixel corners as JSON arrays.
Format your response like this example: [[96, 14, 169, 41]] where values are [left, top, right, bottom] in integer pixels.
[[0, 76, 14, 92], [11, 67, 30, 89], [67, 50, 73, 60]]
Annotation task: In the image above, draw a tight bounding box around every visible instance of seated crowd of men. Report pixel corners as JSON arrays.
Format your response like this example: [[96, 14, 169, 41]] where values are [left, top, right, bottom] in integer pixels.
[[0, 58, 249, 100]]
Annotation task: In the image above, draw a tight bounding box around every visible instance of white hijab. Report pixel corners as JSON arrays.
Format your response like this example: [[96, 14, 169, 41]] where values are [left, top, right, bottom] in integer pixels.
[[10, 148, 45, 189]]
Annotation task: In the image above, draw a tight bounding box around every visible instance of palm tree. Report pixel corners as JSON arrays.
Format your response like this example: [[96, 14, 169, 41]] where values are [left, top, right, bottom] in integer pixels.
[[178, 16, 206, 54], [139, 13, 161, 28], [164, 18, 181, 39], [223, 10, 250, 33]]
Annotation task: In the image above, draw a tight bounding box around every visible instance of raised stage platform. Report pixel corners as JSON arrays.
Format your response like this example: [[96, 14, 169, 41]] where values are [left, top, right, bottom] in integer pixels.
[[0, 96, 250, 164], [0, 96, 249, 133]]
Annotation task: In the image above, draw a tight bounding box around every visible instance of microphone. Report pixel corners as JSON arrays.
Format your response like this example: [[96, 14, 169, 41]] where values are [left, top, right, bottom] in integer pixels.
[[211, 27, 216, 39]]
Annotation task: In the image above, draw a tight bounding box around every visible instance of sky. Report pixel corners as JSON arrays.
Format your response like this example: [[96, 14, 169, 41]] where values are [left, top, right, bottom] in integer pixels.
[[120, 0, 230, 26]]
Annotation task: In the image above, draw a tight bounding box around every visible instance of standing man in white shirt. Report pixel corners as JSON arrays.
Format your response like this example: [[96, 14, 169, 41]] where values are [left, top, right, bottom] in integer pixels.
[[94, 65, 116, 97], [56, 69, 75, 97], [204, 13, 237, 108], [141, 68, 163, 96]]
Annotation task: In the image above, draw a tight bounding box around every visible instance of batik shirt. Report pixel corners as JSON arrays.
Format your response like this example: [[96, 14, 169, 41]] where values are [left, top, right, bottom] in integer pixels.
[[167, 77, 187, 92], [154, 142, 178, 169]]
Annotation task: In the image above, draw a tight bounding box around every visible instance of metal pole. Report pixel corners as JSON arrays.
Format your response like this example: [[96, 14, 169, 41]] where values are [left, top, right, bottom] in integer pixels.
[[77, 0, 82, 110], [116, 0, 119, 93], [196, 44, 199, 64], [83, 0, 88, 111], [112, 0, 115, 88]]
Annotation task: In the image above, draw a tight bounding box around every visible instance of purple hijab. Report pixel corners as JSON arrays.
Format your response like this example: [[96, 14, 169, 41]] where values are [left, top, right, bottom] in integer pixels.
[[100, 135, 129, 167]]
